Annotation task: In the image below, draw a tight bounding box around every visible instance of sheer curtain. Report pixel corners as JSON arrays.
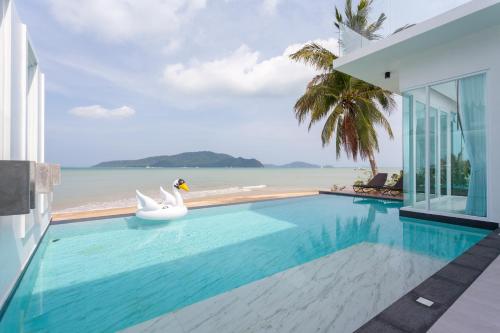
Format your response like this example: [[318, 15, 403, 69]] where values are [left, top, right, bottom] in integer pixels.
[[458, 74, 487, 217]]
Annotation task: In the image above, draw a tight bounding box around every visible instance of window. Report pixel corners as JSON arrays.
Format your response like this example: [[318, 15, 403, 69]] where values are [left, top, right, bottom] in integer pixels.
[[403, 73, 487, 217]]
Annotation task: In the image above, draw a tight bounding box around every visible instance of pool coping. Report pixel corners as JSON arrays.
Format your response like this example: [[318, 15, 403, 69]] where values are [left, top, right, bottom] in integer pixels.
[[50, 193, 321, 224], [51, 192, 320, 223], [319, 190, 404, 202], [355, 228, 500, 333], [400, 208, 499, 230]]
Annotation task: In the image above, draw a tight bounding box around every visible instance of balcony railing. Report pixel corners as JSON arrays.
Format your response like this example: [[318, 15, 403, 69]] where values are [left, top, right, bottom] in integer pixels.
[[338, 24, 373, 56], [337, 0, 473, 57]]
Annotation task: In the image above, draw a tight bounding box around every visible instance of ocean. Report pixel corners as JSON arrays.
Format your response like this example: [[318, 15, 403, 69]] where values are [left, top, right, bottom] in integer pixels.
[[53, 167, 400, 212]]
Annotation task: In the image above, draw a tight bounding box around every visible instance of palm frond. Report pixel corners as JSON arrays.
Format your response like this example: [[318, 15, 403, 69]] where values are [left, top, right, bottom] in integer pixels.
[[335, 0, 388, 41], [393, 23, 416, 34], [289, 43, 337, 71], [321, 104, 343, 146]]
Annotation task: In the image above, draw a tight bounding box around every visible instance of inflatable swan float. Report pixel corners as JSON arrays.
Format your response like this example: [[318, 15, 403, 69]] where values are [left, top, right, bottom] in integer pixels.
[[135, 179, 190, 221]]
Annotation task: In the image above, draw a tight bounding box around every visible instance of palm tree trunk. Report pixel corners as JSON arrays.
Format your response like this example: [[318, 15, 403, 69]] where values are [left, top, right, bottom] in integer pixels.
[[368, 152, 378, 177]]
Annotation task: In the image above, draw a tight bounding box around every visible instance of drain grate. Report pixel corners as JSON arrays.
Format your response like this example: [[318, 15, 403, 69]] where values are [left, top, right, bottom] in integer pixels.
[[416, 297, 434, 307]]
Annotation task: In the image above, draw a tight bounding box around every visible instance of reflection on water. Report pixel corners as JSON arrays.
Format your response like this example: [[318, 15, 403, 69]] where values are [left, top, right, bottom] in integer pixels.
[[125, 216, 181, 230]]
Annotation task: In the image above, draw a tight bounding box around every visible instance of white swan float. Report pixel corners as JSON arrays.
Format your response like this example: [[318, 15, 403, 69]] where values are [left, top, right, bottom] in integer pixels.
[[135, 179, 190, 221]]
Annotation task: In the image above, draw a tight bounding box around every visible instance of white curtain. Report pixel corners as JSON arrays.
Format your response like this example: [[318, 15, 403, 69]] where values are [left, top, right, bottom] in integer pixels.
[[458, 74, 487, 217]]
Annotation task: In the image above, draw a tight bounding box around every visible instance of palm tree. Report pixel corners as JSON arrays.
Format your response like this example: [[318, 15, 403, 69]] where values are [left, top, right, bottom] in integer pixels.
[[290, 0, 395, 176], [334, 0, 386, 40]]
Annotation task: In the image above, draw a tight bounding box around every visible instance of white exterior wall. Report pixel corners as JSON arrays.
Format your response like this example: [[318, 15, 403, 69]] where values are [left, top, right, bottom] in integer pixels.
[[398, 24, 500, 223], [0, 0, 51, 309], [0, 0, 11, 160]]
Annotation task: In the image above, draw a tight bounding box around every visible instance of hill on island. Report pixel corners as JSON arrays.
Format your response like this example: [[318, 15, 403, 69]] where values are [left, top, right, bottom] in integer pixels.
[[94, 151, 264, 168]]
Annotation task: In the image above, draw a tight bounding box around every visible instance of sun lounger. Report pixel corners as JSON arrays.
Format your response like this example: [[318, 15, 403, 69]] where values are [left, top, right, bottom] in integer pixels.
[[381, 175, 403, 196], [353, 173, 388, 193]]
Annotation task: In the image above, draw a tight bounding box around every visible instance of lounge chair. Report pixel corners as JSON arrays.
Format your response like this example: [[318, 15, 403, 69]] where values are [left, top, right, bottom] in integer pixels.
[[353, 173, 388, 193], [381, 175, 403, 196]]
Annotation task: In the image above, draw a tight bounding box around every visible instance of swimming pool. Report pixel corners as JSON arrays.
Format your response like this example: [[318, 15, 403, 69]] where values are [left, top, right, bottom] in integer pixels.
[[0, 195, 488, 332]]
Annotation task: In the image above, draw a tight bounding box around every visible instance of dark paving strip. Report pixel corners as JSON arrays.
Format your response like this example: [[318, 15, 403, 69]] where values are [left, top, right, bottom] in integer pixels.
[[399, 209, 498, 230], [357, 318, 407, 333], [355, 228, 500, 333]]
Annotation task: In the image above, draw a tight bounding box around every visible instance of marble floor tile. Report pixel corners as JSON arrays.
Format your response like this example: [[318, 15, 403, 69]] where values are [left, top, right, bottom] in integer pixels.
[[122, 243, 445, 333]]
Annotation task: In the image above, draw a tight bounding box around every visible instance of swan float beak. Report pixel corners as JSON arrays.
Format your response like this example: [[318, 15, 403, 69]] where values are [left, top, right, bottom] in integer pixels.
[[179, 183, 190, 191]]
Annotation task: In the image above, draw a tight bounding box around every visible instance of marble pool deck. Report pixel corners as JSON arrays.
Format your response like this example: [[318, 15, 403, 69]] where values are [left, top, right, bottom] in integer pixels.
[[121, 229, 500, 333], [121, 243, 445, 333]]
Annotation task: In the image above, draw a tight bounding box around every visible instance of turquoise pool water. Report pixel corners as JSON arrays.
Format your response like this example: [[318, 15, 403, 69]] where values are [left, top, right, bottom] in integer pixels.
[[0, 195, 488, 332]]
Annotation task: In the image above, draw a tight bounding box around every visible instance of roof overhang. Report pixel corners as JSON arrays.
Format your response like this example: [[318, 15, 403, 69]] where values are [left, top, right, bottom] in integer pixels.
[[333, 0, 500, 94]]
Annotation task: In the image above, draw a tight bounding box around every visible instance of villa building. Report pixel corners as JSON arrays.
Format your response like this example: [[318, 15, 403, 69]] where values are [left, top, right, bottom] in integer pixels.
[[335, 0, 500, 229], [2, 0, 500, 332], [0, 0, 58, 310]]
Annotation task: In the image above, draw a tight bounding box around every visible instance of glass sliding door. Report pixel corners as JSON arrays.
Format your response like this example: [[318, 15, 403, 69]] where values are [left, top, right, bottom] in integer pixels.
[[403, 93, 413, 206], [402, 73, 487, 217], [439, 111, 449, 196], [429, 80, 461, 213], [415, 101, 426, 205], [403, 88, 426, 209], [429, 106, 438, 200]]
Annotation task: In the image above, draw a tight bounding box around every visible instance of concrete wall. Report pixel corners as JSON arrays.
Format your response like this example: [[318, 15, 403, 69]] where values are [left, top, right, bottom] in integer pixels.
[[0, 0, 51, 309], [398, 24, 500, 222]]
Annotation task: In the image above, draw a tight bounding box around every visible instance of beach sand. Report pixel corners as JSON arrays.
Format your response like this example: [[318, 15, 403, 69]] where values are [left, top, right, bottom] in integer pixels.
[[51, 190, 319, 222]]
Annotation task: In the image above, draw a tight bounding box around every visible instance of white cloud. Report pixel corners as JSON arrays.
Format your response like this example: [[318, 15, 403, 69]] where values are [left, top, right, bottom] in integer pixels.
[[46, 0, 207, 42], [69, 105, 136, 119], [261, 0, 282, 15], [163, 38, 339, 97]]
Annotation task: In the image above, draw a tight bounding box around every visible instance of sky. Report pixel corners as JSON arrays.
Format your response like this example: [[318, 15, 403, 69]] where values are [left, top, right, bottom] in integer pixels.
[[15, 0, 469, 167]]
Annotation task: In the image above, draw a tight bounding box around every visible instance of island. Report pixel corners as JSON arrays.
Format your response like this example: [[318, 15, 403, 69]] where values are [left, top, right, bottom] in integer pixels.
[[94, 151, 264, 168]]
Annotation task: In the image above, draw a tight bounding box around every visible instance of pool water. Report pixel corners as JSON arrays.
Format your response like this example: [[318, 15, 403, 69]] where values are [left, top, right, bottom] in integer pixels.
[[0, 195, 488, 332]]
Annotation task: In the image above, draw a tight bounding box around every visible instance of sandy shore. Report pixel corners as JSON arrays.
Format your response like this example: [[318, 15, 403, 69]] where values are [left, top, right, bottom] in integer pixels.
[[51, 190, 319, 222]]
